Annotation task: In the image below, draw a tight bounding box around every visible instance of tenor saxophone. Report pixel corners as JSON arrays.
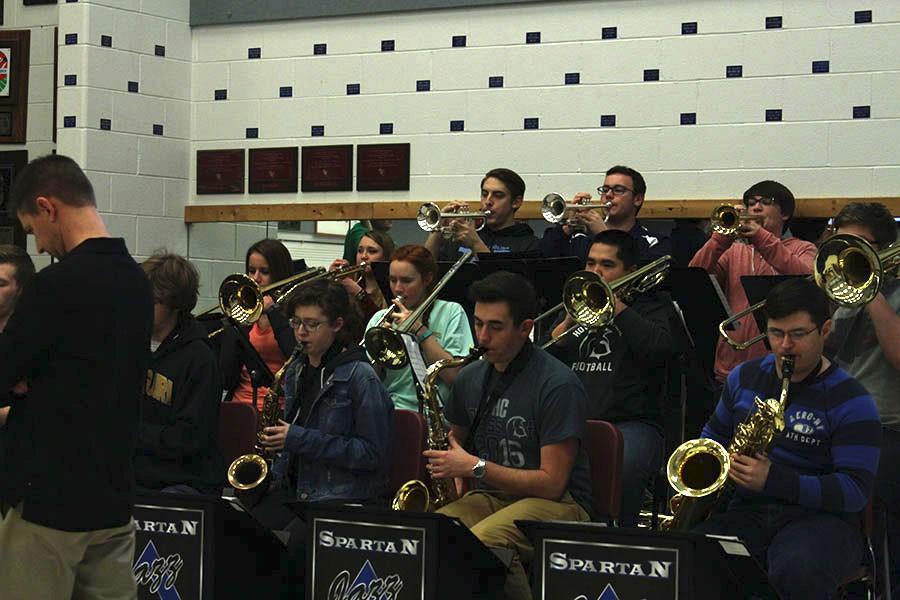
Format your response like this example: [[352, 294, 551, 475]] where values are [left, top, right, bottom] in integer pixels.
[[392, 346, 486, 512], [666, 356, 795, 530], [227, 345, 304, 493]]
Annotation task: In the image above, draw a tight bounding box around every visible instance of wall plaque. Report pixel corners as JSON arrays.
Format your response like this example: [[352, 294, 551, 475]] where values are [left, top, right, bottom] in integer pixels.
[[196, 149, 245, 195], [356, 143, 410, 191], [0, 31, 30, 144], [301, 144, 352, 192], [249, 146, 298, 194]]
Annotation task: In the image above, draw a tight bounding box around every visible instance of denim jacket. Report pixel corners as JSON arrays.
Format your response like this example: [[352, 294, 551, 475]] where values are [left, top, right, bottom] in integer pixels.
[[272, 348, 393, 503]]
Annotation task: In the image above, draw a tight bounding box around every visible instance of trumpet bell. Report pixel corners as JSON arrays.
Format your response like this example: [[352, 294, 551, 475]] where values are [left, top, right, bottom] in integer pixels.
[[541, 193, 567, 223], [815, 233, 882, 308], [666, 438, 730, 498], [417, 203, 442, 232], [227, 453, 269, 491], [218, 274, 264, 326]]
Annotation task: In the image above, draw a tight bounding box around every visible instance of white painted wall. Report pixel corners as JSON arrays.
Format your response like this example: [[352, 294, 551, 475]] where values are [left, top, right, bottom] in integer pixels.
[[190, 0, 900, 207]]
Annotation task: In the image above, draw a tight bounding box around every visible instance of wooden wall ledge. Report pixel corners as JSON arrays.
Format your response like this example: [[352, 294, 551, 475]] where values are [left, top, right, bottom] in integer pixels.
[[184, 197, 900, 223]]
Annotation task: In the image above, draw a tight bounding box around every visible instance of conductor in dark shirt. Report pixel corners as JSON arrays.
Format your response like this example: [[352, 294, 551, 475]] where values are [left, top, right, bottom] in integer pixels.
[[547, 230, 675, 526], [0, 155, 153, 599]]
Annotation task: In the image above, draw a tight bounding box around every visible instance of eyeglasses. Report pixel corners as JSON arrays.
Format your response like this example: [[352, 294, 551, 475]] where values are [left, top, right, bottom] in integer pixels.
[[766, 326, 819, 342], [597, 185, 634, 197], [289, 318, 326, 332], [745, 196, 776, 207]]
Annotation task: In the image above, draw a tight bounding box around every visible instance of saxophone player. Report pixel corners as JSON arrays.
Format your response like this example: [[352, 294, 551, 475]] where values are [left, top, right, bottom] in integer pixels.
[[248, 278, 394, 595], [425, 271, 593, 600], [690, 278, 880, 600]]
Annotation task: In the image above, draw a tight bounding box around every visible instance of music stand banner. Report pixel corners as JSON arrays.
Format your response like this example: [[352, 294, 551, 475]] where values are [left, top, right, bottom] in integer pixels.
[[310, 516, 426, 599], [540, 538, 679, 600], [132, 503, 205, 600]]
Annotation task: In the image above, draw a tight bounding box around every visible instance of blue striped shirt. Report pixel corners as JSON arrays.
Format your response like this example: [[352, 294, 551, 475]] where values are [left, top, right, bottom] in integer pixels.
[[703, 354, 881, 514]]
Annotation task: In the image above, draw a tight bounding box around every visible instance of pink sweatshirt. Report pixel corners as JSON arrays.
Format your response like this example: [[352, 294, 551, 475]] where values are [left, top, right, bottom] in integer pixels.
[[689, 228, 816, 383]]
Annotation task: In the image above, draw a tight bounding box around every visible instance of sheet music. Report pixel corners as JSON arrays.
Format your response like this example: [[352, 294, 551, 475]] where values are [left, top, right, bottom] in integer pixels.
[[402, 332, 429, 390]]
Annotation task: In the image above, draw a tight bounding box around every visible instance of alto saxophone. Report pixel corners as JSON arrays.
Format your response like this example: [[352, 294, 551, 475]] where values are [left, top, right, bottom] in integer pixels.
[[227, 345, 304, 493], [666, 356, 795, 530], [392, 346, 486, 512]]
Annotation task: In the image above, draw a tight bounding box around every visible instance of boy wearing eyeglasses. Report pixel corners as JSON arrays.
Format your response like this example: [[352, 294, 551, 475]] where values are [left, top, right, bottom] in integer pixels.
[[691, 278, 880, 600], [541, 165, 672, 263], [689, 180, 816, 388]]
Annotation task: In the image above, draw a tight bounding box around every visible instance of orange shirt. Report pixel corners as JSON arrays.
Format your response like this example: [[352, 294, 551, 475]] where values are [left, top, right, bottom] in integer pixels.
[[232, 322, 287, 409]]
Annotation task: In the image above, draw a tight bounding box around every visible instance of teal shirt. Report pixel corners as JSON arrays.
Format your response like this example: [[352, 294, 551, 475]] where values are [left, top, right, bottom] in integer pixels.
[[365, 299, 474, 412]]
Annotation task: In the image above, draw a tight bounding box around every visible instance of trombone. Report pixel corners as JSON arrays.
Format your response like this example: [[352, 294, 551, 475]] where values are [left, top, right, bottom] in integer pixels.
[[365, 250, 475, 368], [719, 233, 900, 350], [417, 202, 491, 236], [710, 204, 764, 238], [204, 263, 368, 335], [539, 255, 671, 349], [541, 193, 611, 225]]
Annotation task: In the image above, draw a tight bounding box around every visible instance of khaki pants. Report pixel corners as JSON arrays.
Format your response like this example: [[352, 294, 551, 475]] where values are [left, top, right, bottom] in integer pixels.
[[438, 490, 590, 600], [0, 503, 137, 600]]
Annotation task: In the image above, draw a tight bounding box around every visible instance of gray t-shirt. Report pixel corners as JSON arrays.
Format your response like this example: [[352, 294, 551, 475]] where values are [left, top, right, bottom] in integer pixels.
[[829, 279, 900, 430], [444, 344, 594, 515]]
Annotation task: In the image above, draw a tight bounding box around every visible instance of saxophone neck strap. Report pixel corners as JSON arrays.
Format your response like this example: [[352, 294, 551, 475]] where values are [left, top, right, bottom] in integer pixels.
[[464, 342, 534, 455]]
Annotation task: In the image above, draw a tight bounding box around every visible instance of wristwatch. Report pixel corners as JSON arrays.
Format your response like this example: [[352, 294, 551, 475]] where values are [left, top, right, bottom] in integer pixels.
[[471, 458, 486, 480]]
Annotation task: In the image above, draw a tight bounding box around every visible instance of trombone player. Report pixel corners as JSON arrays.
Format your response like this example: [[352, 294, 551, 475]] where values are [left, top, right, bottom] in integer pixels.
[[690, 278, 880, 600], [546, 230, 676, 527], [825, 201, 900, 595], [690, 181, 816, 391]]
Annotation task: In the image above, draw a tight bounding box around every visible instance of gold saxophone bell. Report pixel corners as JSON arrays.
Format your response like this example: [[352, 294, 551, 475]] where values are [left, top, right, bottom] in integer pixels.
[[227, 453, 270, 491], [391, 480, 431, 512], [666, 438, 730, 499]]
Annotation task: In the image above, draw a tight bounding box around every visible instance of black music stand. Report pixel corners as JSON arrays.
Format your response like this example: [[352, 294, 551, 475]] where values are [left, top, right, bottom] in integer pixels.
[[740, 275, 804, 342], [133, 492, 284, 600], [518, 520, 779, 600], [299, 503, 507, 600]]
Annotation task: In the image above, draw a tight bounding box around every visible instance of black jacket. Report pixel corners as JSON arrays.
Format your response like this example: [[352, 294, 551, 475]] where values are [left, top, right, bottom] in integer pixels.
[[0, 238, 153, 531], [438, 221, 542, 260], [549, 291, 676, 425], [135, 316, 224, 494]]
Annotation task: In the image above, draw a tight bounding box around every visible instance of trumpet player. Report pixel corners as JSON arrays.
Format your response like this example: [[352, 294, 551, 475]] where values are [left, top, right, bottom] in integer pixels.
[[423, 167, 541, 260], [547, 230, 676, 527], [692, 279, 880, 600], [825, 201, 900, 595], [541, 165, 671, 263], [690, 181, 816, 389], [330, 229, 394, 321], [426, 271, 592, 600]]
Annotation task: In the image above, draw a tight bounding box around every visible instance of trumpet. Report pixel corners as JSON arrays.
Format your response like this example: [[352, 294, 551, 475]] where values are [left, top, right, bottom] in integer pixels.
[[541, 193, 611, 225], [719, 233, 900, 349], [539, 255, 671, 349], [365, 250, 474, 369], [710, 204, 764, 238], [417, 202, 491, 237]]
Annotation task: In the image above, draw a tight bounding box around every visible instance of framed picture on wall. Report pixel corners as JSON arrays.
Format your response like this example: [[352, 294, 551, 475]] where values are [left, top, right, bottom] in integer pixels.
[[315, 220, 350, 237], [0, 30, 30, 144]]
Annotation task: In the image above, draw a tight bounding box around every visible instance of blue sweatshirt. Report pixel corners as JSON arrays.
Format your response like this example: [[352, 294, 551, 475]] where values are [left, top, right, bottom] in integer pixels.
[[703, 354, 881, 514]]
